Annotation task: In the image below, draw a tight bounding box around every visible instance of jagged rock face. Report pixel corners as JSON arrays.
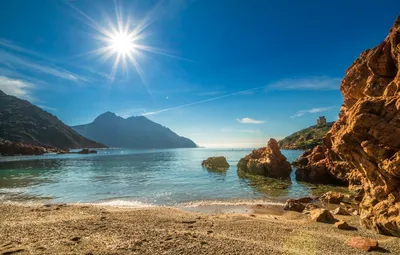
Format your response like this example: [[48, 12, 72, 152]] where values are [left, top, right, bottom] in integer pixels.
[[237, 138, 292, 179], [293, 146, 351, 186], [296, 17, 400, 236]]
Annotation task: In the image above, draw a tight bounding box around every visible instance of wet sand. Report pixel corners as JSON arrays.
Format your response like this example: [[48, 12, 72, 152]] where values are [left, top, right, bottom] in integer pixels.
[[1, 203, 399, 254]]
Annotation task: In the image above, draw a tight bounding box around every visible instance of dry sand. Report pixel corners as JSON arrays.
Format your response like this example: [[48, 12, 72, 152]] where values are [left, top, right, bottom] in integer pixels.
[[1, 203, 399, 254]]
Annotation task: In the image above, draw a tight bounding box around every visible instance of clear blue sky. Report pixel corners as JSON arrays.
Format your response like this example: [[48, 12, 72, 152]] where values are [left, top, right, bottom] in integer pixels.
[[0, 0, 399, 147]]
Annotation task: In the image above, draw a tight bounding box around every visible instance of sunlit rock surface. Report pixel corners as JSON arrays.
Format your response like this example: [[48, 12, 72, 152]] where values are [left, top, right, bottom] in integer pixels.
[[237, 138, 291, 179], [295, 16, 400, 236]]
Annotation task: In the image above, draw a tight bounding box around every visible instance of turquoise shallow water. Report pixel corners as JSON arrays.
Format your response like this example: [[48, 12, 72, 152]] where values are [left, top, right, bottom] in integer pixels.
[[0, 148, 347, 206]]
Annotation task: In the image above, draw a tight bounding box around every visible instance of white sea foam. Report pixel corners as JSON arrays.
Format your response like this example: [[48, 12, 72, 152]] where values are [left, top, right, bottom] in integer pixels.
[[1, 200, 46, 206], [85, 199, 156, 208], [179, 199, 285, 207]]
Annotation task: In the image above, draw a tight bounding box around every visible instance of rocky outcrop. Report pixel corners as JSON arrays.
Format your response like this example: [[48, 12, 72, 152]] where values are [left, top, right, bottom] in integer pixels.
[[202, 156, 229, 171], [294, 16, 400, 236], [237, 139, 291, 179], [0, 140, 66, 156], [77, 149, 97, 154], [293, 146, 351, 186]]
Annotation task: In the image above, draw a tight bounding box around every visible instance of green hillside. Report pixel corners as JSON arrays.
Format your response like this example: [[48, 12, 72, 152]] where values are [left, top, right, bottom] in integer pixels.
[[278, 122, 334, 150]]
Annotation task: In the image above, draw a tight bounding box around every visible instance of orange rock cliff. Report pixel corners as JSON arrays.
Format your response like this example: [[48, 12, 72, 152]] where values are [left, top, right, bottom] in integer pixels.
[[295, 16, 400, 237]]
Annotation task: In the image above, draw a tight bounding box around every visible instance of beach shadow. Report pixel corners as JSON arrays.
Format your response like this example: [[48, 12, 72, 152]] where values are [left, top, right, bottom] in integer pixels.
[[373, 247, 391, 253]]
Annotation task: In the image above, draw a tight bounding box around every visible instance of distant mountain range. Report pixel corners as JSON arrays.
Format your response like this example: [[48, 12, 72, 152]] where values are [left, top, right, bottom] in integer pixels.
[[72, 112, 197, 149], [278, 122, 334, 150], [0, 90, 105, 149]]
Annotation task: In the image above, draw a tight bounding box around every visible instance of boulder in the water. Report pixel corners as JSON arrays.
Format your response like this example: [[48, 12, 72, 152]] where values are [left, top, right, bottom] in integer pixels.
[[77, 149, 97, 154], [202, 156, 230, 171], [237, 138, 292, 179]]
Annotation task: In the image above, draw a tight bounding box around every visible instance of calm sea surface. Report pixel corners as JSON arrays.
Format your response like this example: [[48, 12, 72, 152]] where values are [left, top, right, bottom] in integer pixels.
[[0, 148, 347, 206]]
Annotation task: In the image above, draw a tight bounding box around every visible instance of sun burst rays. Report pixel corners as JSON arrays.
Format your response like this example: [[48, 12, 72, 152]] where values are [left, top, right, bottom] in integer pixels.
[[66, 1, 193, 83]]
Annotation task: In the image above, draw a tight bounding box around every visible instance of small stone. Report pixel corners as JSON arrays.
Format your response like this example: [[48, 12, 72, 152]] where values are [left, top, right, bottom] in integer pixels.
[[284, 199, 306, 212], [331, 207, 350, 215], [345, 237, 379, 251], [320, 191, 344, 204], [182, 220, 196, 224], [310, 209, 337, 224], [305, 203, 319, 210], [335, 220, 353, 230], [345, 206, 356, 213], [71, 237, 81, 242], [1, 248, 25, 254]]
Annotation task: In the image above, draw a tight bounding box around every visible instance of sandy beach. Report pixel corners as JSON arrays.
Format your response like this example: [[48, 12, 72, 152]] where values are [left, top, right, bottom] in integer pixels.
[[1, 203, 399, 254]]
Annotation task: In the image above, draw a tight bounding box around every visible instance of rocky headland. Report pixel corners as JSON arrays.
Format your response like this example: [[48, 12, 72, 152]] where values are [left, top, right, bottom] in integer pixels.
[[278, 121, 334, 150], [294, 16, 400, 237], [0, 140, 68, 156], [237, 138, 292, 179], [0, 139, 67, 156], [0, 90, 105, 150], [0, 140, 100, 156]]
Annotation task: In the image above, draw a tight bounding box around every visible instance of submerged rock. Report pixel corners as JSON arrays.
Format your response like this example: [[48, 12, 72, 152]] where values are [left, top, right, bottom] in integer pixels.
[[201, 156, 230, 171], [237, 139, 291, 179], [292, 16, 400, 236]]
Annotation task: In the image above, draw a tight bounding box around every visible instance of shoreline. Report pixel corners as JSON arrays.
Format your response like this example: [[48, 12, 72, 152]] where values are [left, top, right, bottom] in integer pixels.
[[1, 203, 399, 254], [0, 198, 286, 214]]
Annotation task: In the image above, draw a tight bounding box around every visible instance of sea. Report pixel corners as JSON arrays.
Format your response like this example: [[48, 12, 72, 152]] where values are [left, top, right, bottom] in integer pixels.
[[0, 148, 348, 207]]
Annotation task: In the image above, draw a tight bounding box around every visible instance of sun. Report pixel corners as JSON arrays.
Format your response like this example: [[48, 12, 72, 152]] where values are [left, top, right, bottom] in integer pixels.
[[110, 32, 136, 55], [67, 1, 182, 82]]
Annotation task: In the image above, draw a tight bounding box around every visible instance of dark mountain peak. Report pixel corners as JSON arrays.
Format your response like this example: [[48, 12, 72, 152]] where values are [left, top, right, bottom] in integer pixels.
[[126, 115, 147, 120], [0, 92, 105, 149], [93, 111, 120, 123], [72, 112, 197, 149]]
